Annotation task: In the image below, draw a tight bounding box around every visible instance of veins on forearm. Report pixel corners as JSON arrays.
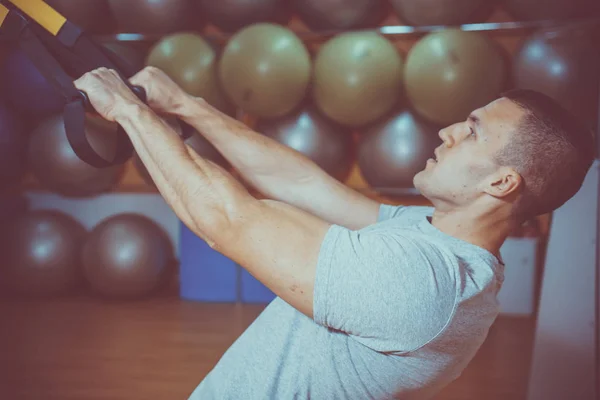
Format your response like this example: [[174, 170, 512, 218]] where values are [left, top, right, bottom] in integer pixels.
[[116, 104, 248, 242]]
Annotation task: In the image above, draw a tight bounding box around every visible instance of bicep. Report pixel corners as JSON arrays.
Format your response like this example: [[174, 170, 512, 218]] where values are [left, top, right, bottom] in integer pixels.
[[214, 198, 332, 319]]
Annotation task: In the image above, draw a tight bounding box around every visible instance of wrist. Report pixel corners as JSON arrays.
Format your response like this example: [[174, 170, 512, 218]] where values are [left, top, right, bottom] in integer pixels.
[[114, 101, 152, 125], [172, 93, 201, 120]]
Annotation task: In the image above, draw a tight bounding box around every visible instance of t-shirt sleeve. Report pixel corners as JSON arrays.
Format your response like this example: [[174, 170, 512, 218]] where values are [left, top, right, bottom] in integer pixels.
[[313, 224, 459, 354], [377, 204, 407, 222]]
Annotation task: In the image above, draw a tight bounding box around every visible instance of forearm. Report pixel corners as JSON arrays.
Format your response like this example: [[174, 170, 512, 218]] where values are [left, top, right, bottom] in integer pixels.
[[172, 97, 381, 230], [174, 97, 328, 200], [115, 103, 250, 244]]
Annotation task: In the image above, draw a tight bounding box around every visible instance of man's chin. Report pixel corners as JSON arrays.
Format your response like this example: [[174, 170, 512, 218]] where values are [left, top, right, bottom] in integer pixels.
[[412, 169, 427, 189]]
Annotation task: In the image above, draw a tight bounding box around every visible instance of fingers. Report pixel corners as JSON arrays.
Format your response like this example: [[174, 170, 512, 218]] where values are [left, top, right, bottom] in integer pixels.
[[75, 68, 122, 87], [129, 66, 155, 85]]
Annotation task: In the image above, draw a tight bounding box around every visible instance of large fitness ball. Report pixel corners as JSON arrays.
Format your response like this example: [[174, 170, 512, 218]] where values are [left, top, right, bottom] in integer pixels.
[[197, 0, 284, 32], [1, 49, 64, 118], [390, 0, 493, 26], [219, 23, 311, 118], [82, 214, 175, 299], [505, 0, 599, 21], [0, 100, 26, 191], [27, 114, 124, 197], [292, 0, 386, 30], [146, 33, 232, 113], [1, 210, 86, 296], [108, 0, 199, 34], [404, 29, 507, 126], [256, 107, 354, 181], [45, 0, 115, 33], [358, 109, 440, 189], [513, 27, 600, 130], [313, 32, 404, 128]]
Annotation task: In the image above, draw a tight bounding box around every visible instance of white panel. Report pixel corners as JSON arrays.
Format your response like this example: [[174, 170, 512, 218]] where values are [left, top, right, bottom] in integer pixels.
[[498, 237, 538, 316], [528, 160, 598, 400], [24, 192, 181, 255]]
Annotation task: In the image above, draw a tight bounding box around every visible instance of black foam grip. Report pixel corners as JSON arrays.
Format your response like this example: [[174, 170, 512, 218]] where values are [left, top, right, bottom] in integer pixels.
[[79, 85, 147, 114]]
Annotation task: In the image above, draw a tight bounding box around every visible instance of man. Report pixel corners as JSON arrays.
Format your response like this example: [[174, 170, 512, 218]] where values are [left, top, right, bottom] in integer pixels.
[[75, 66, 595, 399]]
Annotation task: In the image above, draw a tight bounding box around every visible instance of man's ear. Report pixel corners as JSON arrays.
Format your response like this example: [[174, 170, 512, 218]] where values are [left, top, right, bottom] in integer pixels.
[[485, 167, 522, 198]]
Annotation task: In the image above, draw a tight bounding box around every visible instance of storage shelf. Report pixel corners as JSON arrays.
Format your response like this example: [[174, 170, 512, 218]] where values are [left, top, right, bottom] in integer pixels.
[[94, 17, 600, 44]]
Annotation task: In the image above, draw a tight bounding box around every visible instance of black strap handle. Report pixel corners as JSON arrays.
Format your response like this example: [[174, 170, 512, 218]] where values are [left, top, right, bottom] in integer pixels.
[[1, 4, 196, 167], [0, 8, 134, 168]]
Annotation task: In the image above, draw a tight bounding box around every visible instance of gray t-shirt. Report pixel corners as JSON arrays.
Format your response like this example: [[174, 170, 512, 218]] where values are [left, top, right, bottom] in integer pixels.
[[189, 205, 505, 399]]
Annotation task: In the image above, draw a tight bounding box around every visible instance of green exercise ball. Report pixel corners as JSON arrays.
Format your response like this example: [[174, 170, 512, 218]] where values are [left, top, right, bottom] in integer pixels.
[[146, 33, 232, 114], [219, 23, 311, 118], [404, 29, 507, 126], [313, 32, 404, 128]]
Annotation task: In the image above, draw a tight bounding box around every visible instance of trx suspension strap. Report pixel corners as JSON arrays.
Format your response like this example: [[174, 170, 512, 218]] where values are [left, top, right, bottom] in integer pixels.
[[0, 0, 140, 167], [0, 0, 194, 168]]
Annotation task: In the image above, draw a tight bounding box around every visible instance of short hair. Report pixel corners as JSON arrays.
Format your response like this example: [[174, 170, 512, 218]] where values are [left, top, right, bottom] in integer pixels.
[[496, 89, 596, 221]]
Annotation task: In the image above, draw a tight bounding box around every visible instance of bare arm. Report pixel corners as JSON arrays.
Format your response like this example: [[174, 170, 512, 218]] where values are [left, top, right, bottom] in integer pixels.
[[118, 106, 329, 319], [173, 96, 381, 231]]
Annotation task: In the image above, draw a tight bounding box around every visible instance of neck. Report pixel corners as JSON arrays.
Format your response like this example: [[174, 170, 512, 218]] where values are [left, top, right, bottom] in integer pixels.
[[430, 203, 516, 258]]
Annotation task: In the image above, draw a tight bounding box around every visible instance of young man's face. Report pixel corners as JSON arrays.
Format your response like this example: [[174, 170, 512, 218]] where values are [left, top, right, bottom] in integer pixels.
[[413, 97, 526, 208]]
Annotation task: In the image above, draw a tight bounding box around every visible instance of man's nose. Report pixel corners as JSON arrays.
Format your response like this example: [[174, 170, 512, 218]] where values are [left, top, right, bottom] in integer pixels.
[[438, 127, 455, 147]]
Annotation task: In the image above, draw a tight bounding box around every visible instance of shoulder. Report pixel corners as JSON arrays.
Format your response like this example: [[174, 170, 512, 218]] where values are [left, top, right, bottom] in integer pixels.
[[315, 224, 462, 353]]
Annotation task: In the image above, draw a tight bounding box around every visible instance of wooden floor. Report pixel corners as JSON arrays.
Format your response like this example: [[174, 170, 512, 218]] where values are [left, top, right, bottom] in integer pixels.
[[0, 290, 536, 400]]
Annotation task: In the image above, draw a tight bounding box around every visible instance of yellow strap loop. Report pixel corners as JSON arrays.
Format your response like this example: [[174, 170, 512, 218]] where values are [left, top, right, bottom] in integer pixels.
[[0, 4, 9, 25], [8, 0, 67, 36]]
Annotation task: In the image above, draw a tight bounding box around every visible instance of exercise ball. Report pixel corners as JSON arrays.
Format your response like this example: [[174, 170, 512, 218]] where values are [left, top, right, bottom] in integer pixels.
[[197, 0, 284, 32], [256, 107, 354, 181], [145, 33, 232, 113], [0, 100, 26, 191], [133, 120, 228, 187], [102, 41, 146, 75], [108, 0, 198, 34], [505, 0, 599, 21], [513, 27, 600, 130], [0, 194, 28, 224], [358, 109, 440, 189], [219, 23, 311, 118], [45, 0, 115, 33], [390, 0, 493, 26], [404, 29, 507, 126], [292, 0, 385, 30], [1, 210, 86, 296], [1, 49, 64, 118], [82, 213, 175, 299], [27, 114, 123, 197], [313, 32, 404, 128]]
